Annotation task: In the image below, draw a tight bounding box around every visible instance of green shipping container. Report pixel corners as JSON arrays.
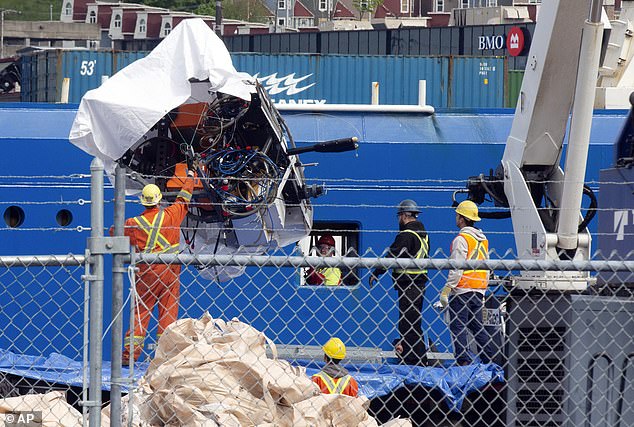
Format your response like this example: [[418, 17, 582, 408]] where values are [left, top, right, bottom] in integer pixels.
[[506, 69, 524, 108]]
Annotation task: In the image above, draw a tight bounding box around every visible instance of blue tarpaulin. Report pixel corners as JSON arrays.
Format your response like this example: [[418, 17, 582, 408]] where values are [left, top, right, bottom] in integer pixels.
[[0, 349, 503, 412], [299, 359, 504, 411]]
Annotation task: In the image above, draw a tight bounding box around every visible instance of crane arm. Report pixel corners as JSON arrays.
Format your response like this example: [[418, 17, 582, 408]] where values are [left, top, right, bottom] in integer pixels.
[[462, 0, 605, 290]]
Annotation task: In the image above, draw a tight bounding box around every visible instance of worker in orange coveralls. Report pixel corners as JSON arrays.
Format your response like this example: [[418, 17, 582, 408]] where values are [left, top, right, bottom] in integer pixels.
[[120, 166, 195, 366], [312, 337, 359, 397]]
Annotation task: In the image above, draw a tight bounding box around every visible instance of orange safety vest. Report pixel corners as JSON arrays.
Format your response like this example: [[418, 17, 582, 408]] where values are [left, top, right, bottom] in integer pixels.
[[124, 183, 193, 254], [456, 232, 489, 290], [312, 372, 358, 397]]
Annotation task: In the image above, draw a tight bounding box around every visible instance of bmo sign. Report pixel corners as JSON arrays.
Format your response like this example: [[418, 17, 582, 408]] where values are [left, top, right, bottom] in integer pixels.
[[477, 26, 526, 56]]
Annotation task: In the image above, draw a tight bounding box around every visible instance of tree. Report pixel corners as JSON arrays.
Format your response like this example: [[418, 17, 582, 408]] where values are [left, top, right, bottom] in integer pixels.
[[142, 0, 207, 11], [352, 0, 383, 20], [196, 0, 271, 23]]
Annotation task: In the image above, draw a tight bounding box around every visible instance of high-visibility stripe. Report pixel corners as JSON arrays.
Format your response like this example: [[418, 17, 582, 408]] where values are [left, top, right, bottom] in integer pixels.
[[457, 232, 489, 289], [333, 375, 352, 394], [133, 215, 152, 233], [313, 372, 352, 395], [394, 229, 429, 274], [132, 210, 177, 253], [125, 335, 145, 347], [177, 189, 192, 202], [145, 211, 165, 253]]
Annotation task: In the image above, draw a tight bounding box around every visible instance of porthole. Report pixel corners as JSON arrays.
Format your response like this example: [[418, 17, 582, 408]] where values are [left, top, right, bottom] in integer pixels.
[[56, 209, 73, 227], [4, 206, 25, 228]]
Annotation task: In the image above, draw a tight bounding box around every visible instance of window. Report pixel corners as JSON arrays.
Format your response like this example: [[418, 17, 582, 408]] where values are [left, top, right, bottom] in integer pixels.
[[114, 14, 122, 28], [359, 0, 368, 9], [65, 2, 72, 16], [400, 0, 409, 14], [461, 0, 469, 8], [319, 0, 327, 11], [277, 17, 286, 26], [487, 0, 497, 6], [278, 0, 285, 9], [139, 18, 146, 33], [88, 11, 96, 23], [296, 18, 312, 27], [435, 0, 444, 12], [163, 22, 171, 36], [298, 221, 361, 288]]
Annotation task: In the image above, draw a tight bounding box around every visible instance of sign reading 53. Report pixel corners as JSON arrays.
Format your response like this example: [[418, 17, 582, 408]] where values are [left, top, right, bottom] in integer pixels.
[[80, 60, 97, 76]]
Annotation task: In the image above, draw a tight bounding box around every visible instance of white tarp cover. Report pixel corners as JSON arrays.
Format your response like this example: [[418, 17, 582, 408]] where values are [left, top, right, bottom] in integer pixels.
[[69, 18, 255, 162]]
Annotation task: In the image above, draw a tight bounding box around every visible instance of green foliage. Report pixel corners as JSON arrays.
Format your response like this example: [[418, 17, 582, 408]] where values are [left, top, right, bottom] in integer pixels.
[[196, 0, 271, 23], [1, 0, 61, 22], [142, 0, 207, 10], [352, 0, 383, 20]]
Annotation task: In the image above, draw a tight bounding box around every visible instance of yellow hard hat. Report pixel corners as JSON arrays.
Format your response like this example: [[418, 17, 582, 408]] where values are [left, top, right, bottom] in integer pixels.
[[456, 200, 481, 222], [323, 337, 346, 360], [140, 184, 163, 206]]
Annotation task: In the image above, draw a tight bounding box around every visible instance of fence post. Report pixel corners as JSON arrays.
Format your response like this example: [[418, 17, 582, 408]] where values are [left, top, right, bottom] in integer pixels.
[[110, 164, 126, 426], [89, 158, 104, 426]]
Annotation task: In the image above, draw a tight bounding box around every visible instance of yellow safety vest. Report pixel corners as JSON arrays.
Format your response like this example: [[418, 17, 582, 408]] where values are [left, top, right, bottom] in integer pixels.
[[312, 372, 352, 394], [319, 267, 342, 286], [132, 210, 180, 254], [457, 232, 489, 290], [394, 229, 429, 275]]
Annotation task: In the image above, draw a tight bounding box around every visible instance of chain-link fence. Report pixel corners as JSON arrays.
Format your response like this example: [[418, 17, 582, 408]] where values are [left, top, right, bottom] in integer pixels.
[[1, 162, 634, 427], [0, 255, 90, 425], [109, 251, 633, 427]]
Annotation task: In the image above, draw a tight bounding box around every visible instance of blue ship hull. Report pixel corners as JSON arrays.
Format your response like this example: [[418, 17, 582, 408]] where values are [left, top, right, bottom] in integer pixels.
[[0, 103, 626, 359]]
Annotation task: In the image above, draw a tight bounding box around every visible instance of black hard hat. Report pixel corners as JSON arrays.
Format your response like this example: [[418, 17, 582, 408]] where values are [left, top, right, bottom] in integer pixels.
[[397, 199, 421, 215]]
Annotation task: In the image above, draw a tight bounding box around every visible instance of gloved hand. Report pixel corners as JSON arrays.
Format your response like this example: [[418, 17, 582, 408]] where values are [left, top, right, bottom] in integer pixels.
[[439, 286, 452, 309]]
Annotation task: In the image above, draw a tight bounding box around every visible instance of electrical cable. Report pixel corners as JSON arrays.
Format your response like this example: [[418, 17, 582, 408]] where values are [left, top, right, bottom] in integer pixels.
[[578, 184, 598, 232]]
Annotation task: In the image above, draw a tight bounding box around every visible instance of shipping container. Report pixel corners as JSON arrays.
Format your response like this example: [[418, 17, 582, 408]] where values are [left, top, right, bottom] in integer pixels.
[[19, 49, 510, 108], [223, 23, 536, 68], [20, 49, 113, 103], [232, 53, 450, 106], [449, 56, 505, 108], [458, 23, 531, 70], [389, 27, 461, 56], [505, 69, 524, 108], [113, 51, 148, 73]]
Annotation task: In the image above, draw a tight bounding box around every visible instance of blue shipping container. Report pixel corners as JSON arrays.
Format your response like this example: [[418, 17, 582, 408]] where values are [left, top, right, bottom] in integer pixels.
[[20, 49, 114, 103], [450, 56, 505, 108], [19, 49, 506, 108], [232, 53, 450, 107]]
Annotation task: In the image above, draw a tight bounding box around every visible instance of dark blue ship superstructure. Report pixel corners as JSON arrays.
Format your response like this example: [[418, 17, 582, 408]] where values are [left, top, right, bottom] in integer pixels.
[[0, 103, 626, 361]]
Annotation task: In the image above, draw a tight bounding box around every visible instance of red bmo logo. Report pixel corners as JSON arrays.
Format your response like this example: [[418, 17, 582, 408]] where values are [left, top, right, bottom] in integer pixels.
[[507, 27, 525, 57]]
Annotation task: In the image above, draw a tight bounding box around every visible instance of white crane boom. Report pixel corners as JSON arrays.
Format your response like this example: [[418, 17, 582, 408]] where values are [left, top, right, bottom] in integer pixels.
[[461, 0, 606, 290]]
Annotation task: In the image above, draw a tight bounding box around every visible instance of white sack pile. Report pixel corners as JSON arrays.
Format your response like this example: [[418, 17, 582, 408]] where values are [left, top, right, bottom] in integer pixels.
[[108, 313, 411, 427], [0, 391, 83, 426]]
